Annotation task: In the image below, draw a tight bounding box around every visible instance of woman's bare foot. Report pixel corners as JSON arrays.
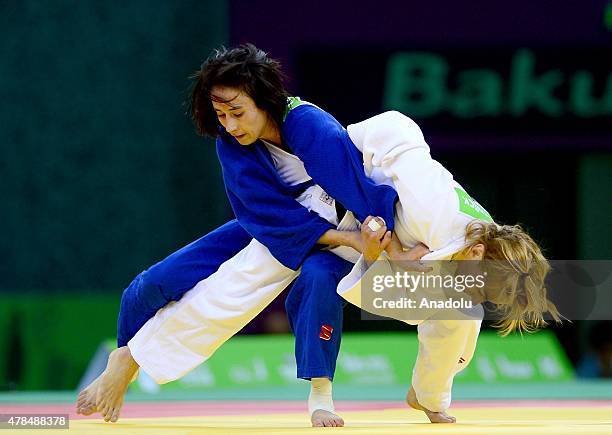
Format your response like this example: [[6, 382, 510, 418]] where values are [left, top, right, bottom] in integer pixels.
[[406, 386, 456, 423], [95, 346, 139, 423], [311, 409, 345, 427], [76, 375, 102, 416]]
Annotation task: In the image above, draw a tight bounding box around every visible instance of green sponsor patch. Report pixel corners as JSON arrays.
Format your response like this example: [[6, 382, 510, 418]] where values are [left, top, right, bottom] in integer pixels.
[[283, 96, 306, 120], [455, 187, 493, 222]]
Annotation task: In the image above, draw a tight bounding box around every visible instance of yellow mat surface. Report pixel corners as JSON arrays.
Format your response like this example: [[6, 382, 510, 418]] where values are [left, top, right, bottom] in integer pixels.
[[23, 406, 612, 435]]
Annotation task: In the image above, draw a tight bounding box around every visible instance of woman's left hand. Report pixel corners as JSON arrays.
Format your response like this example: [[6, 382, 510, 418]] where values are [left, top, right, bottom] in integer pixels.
[[361, 216, 392, 266]]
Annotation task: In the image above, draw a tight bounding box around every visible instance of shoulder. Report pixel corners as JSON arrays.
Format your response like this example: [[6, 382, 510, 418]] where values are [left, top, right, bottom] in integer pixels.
[[285, 100, 330, 122], [282, 99, 342, 138]]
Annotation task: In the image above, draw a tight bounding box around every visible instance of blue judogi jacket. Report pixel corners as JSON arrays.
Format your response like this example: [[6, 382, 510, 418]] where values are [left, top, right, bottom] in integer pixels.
[[216, 101, 398, 270]]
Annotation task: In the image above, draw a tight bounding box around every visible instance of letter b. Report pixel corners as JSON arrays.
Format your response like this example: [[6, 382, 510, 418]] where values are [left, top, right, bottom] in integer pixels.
[[384, 52, 447, 117]]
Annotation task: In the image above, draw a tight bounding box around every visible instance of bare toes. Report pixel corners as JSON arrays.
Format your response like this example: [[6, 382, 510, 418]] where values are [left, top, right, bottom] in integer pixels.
[[101, 404, 111, 421], [81, 401, 97, 416], [76, 393, 87, 408], [311, 410, 344, 428], [430, 412, 456, 424], [110, 402, 123, 423]]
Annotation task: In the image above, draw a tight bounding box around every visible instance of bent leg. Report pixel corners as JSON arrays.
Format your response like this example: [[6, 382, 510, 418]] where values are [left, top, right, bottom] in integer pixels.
[[286, 251, 352, 381], [128, 239, 299, 384], [285, 251, 353, 427], [117, 219, 252, 346], [409, 316, 482, 422], [80, 220, 252, 419], [85, 235, 296, 423]]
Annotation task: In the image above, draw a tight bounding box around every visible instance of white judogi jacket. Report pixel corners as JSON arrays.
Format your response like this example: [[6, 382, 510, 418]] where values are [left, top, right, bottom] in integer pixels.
[[340, 111, 489, 411], [129, 111, 486, 413]]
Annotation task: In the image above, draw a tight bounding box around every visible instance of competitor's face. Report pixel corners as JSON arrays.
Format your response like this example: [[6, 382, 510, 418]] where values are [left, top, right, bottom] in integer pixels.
[[211, 86, 271, 145], [454, 244, 487, 304], [455, 244, 514, 306]]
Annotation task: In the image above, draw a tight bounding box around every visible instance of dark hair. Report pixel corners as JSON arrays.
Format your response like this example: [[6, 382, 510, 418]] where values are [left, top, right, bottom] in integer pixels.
[[188, 43, 289, 137]]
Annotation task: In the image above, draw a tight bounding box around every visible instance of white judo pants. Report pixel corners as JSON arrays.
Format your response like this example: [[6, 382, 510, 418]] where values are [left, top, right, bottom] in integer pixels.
[[128, 239, 298, 384]]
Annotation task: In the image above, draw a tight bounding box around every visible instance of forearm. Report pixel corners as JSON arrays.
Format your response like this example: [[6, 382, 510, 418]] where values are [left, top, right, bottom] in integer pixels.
[[317, 229, 359, 250], [385, 232, 404, 258]]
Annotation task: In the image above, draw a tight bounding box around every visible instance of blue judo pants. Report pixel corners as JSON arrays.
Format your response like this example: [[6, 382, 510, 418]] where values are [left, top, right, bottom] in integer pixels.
[[116, 219, 352, 380], [285, 250, 353, 380]]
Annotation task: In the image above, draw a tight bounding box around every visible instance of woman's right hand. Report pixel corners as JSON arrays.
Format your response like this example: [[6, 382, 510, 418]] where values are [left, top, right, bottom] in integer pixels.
[[390, 243, 432, 272]]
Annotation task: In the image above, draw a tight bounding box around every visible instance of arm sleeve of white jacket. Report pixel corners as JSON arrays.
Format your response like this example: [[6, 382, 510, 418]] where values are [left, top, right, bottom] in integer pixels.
[[347, 111, 458, 251], [337, 255, 393, 309], [346, 111, 428, 175], [412, 313, 483, 412]]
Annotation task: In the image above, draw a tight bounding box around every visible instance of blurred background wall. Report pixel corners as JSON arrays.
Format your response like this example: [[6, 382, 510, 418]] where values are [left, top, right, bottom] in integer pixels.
[[1, 0, 230, 389], [2, 0, 230, 291], [1, 0, 610, 390]]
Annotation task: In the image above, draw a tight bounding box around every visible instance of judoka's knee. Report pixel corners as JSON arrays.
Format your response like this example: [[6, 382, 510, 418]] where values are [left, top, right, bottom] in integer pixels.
[[298, 263, 341, 296], [126, 270, 167, 310], [142, 260, 168, 288], [120, 272, 144, 304], [300, 278, 342, 311]]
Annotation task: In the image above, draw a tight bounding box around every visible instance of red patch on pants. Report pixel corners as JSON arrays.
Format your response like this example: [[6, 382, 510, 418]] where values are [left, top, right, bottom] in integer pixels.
[[319, 325, 333, 341]]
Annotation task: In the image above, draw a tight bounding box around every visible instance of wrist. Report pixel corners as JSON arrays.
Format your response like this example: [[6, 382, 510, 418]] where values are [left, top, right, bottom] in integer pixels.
[[385, 233, 403, 259], [363, 252, 378, 267], [344, 231, 361, 251]]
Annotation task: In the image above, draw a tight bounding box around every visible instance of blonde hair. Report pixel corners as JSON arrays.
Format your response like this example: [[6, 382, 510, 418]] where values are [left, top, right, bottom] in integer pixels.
[[462, 221, 562, 336]]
